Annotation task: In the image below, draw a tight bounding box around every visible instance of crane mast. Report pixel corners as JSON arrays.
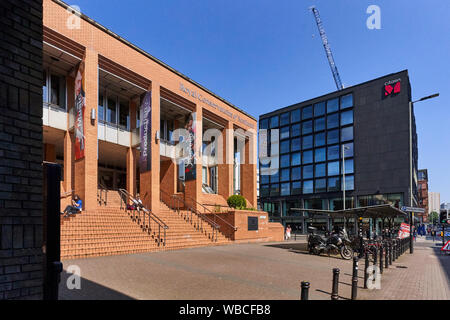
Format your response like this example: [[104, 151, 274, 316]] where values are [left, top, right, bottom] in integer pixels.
[[309, 6, 344, 91]]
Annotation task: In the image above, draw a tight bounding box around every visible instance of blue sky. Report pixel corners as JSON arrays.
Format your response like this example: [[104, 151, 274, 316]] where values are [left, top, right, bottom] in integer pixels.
[[71, 0, 450, 203]]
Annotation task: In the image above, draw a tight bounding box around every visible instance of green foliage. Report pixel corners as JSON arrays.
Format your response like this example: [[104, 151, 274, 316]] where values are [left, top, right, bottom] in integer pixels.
[[429, 211, 439, 224], [227, 195, 246, 209]]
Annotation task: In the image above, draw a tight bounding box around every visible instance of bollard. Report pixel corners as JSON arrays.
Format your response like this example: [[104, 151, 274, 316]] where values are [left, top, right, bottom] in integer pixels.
[[379, 244, 384, 274], [389, 242, 392, 265], [385, 243, 389, 269], [373, 246, 378, 266], [301, 281, 310, 300], [364, 251, 369, 289], [331, 268, 340, 300], [351, 257, 359, 300]]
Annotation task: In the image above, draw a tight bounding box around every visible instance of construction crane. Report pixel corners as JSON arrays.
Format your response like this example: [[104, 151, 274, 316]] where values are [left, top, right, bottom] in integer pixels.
[[309, 6, 344, 91]]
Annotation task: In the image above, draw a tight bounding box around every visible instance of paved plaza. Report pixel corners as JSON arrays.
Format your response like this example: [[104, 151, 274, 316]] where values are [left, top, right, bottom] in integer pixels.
[[59, 237, 450, 300]]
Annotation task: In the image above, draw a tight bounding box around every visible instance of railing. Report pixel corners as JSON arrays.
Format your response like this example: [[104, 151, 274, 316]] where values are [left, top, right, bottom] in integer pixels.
[[160, 190, 220, 242], [60, 190, 74, 199], [185, 195, 237, 233], [97, 183, 108, 206], [118, 189, 168, 246]]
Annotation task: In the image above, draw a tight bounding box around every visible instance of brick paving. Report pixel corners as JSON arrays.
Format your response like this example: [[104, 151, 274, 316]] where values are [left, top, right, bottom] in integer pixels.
[[59, 236, 449, 300]]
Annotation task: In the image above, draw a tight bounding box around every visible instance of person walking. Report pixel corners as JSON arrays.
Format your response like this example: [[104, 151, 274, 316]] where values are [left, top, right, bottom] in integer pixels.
[[285, 225, 292, 241]]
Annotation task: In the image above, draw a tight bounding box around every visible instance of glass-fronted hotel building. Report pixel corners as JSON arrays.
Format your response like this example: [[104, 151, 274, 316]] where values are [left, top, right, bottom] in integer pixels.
[[258, 70, 418, 233]]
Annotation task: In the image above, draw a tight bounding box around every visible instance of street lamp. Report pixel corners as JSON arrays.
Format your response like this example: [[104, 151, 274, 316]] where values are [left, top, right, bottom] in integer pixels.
[[409, 93, 439, 254]]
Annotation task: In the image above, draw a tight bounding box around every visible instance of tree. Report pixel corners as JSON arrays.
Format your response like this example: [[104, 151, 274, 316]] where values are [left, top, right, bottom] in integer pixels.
[[428, 211, 439, 224]]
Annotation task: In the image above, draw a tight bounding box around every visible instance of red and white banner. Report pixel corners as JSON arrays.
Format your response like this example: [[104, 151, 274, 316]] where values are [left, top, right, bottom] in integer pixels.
[[74, 62, 85, 160], [398, 223, 410, 239]]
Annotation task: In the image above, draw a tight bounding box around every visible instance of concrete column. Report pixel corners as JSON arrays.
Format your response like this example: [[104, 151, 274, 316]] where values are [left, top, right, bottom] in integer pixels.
[[74, 49, 98, 210], [218, 121, 233, 201], [140, 83, 160, 214], [126, 147, 137, 197], [184, 105, 202, 209], [44, 143, 56, 162], [63, 131, 73, 193]]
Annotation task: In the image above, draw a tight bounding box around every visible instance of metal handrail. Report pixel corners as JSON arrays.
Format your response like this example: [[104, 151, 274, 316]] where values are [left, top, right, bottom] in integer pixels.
[[160, 189, 220, 242], [97, 183, 108, 206], [185, 195, 237, 232], [118, 188, 168, 246]]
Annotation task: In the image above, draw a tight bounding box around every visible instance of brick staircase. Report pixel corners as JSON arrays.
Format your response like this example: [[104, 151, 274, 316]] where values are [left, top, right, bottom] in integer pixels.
[[60, 194, 232, 260]]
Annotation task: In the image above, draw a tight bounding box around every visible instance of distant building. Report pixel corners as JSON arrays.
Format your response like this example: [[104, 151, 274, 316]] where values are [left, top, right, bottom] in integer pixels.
[[441, 203, 450, 210], [418, 169, 428, 222], [429, 192, 441, 214]]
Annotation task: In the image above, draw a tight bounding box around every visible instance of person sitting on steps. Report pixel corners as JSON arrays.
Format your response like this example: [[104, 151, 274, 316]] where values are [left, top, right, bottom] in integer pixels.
[[61, 195, 82, 217]]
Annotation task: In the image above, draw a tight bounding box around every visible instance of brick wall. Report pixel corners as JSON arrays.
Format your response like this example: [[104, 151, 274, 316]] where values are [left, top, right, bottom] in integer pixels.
[[0, 0, 44, 300]]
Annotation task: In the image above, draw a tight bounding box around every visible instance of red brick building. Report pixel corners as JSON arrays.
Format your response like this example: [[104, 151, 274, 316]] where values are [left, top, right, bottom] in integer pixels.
[[41, 0, 283, 259], [417, 169, 428, 222]]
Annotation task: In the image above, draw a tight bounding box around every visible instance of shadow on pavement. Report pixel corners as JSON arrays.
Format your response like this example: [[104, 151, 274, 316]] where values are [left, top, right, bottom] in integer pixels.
[[432, 246, 450, 285], [315, 289, 349, 300], [59, 271, 135, 300]]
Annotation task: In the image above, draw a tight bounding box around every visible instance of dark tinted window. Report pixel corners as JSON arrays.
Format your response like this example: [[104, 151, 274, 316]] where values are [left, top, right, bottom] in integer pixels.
[[280, 112, 290, 126], [314, 102, 326, 116], [270, 115, 279, 128], [302, 120, 313, 135], [303, 150, 313, 164], [291, 109, 301, 123], [291, 167, 301, 180], [341, 110, 353, 126], [327, 98, 339, 113], [303, 165, 314, 179], [340, 94, 353, 109], [315, 147, 326, 162], [327, 113, 339, 129], [341, 126, 353, 141], [291, 123, 301, 137], [314, 117, 325, 132], [302, 106, 313, 120], [291, 138, 301, 152], [303, 135, 313, 150], [327, 129, 339, 145]]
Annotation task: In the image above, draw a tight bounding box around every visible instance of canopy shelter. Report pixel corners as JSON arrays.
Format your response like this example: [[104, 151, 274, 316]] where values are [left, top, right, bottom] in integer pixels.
[[291, 204, 409, 238], [291, 204, 408, 220]]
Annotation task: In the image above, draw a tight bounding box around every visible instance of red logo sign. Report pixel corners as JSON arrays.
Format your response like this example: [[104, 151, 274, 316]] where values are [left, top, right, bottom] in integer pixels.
[[384, 81, 401, 97]]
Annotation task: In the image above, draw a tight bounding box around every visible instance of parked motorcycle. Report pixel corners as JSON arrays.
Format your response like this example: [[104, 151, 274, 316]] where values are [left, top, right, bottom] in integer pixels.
[[307, 226, 354, 260]]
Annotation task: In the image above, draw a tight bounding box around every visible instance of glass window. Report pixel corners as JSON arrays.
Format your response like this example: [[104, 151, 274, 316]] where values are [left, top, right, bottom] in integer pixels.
[[280, 140, 290, 154], [260, 184, 270, 197], [341, 110, 353, 126], [328, 145, 340, 160], [315, 147, 326, 162], [341, 126, 353, 142], [327, 98, 339, 113], [107, 96, 117, 124], [340, 94, 353, 109], [291, 109, 301, 123], [98, 94, 104, 122], [342, 175, 354, 191], [291, 167, 301, 180], [291, 123, 301, 137], [327, 113, 339, 129], [328, 177, 340, 192], [260, 118, 269, 129], [315, 178, 327, 193], [281, 183, 290, 196], [303, 150, 313, 164], [303, 165, 313, 179], [270, 115, 279, 128], [302, 105, 313, 120], [315, 163, 326, 177], [280, 168, 290, 182], [343, 142, 354, 157], [303, 180, 314, 194], [292, 181, 301, 195], [280, 112, 290, 126], [315, 132, 326, 147], [327, 129, 339, 145], [303, 135, 313, 150], [328, 161, 340, 176], [270, 184, 280, 196], [270, 171, 279, 183], [280, 126, 290, 140], [302, 120, 313, 135], [291, 152, 301, 166], [291, 138, 301, 152], [42, 70, 48, 103], [343, 159, 354, 174], [280, 154, 290, 168], [50, 73, 66, 109], [260, 174, 269, 185], [314, 102, 326, 116], [314, 117, 325, 132], [136, 105, 140, 128], [119, 100, 130, 130]]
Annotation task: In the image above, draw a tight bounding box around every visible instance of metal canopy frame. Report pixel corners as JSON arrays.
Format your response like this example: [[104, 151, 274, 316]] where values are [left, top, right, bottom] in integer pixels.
[[291, 204, 408, 220]]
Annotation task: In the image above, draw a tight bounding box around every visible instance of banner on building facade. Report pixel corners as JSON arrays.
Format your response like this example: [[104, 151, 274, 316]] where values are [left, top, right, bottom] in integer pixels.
[[74, 62, 85, 160], [139, 91, 152, 173], [184, 112, 196, 181]]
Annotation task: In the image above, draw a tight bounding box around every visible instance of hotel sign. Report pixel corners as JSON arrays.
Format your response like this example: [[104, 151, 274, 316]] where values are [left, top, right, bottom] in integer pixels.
[[179, 83, 254, 129], [384, 78, 401, 97]]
